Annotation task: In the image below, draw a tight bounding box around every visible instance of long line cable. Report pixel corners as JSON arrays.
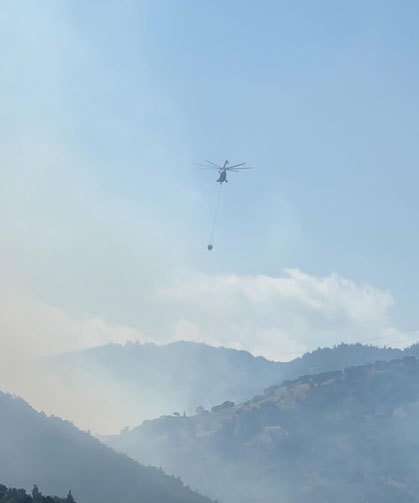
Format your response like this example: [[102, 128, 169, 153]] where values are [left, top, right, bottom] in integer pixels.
[[207, 183, 223, 250]]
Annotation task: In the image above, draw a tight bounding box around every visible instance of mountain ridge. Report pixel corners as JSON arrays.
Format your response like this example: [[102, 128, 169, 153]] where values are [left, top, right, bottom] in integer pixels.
[[45, 339, 419, 433]]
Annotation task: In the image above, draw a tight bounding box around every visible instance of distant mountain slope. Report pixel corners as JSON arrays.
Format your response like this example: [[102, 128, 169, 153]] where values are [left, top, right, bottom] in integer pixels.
[[46, 341, 281, 431], [107, 357, 419, 503], [46, 340, 419, 432], [0, 391, 213, 503]]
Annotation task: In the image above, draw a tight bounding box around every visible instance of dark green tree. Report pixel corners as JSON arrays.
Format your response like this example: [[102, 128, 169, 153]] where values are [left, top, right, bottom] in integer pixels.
[[0, 484, 7, 500], [65, 491, 75, 503], [32, 485, 43, 503]]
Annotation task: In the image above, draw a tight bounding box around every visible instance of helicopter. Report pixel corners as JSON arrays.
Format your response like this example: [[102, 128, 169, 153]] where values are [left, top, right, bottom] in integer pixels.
[[197, 160, 251, 184]]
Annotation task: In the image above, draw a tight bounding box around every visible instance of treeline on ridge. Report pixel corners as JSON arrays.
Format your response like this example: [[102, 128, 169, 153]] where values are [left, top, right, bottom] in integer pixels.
[[0, 484, 75, 503]]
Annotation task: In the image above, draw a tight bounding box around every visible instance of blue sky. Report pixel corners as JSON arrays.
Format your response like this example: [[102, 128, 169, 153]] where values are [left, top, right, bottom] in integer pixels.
[[2, 0, 419, 365]]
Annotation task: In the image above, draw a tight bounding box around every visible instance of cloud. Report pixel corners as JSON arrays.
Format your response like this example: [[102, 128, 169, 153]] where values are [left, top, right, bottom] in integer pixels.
[[156, 268, 397, 360]]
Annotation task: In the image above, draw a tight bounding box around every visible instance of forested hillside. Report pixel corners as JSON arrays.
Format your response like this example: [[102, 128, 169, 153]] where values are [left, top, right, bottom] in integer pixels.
[[108, 356, 419, 503], [0, 391, 213, 503]]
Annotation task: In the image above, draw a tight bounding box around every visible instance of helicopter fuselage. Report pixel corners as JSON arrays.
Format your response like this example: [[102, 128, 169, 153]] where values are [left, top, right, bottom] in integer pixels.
[[217, 170, 227, 184]]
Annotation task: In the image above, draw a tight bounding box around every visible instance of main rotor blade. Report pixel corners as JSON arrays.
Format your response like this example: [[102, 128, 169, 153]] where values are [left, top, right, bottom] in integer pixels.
[[195, 163, 219, 169], [205, 160, 223, 169], [227, 163, 246, 169], [226, 167, 251, 171]]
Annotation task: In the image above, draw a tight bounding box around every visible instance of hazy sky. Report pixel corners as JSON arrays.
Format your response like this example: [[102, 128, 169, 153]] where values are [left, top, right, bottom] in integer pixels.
[[2, 0, 419, 374]]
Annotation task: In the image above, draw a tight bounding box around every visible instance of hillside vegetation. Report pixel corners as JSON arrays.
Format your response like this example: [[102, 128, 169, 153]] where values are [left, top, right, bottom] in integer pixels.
[[0, 484, 75, 503], [108, 356, 419, 503]]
